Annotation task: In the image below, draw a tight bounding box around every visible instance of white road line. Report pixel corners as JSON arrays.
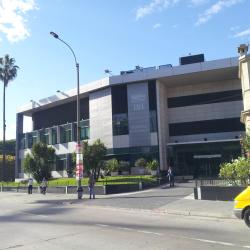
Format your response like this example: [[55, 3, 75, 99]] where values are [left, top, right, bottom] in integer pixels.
[[243, 246, 250, 249], [186, 237, 235, 247], [117, 227, 133, 231], [96, 224, 109, 227], [137, 230, 154, 234]]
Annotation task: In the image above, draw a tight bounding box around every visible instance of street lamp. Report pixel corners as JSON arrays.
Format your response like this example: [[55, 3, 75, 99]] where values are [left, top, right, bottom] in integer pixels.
[[50, 31, 83, 199]]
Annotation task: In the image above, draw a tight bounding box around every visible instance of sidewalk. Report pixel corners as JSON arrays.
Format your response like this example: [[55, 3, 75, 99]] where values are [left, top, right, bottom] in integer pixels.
[[153, 198, 235, 219]]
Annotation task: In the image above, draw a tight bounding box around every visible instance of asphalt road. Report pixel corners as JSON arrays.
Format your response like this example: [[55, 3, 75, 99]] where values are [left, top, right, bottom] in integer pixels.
[[0, 185, 249, 250]]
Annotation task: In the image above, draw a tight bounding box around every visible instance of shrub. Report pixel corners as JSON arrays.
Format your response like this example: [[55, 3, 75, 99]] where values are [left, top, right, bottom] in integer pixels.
[[219, 157, 250, 185], [146, 159, 159, 171]]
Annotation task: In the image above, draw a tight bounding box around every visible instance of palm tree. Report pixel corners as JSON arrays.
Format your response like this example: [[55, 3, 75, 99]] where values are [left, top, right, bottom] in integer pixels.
[[0, 55, 19, 181]]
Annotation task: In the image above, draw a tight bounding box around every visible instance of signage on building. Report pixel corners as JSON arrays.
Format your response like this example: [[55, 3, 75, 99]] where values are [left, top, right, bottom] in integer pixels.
[[193, 154, 221, 159]]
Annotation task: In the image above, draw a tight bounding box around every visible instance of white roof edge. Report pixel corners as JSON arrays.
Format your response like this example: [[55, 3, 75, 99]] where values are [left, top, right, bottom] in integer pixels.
[[17, 56, 239, 114]]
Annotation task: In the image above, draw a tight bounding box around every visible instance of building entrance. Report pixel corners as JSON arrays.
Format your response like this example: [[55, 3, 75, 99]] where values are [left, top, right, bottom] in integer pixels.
[[168, 141, 241, 178]]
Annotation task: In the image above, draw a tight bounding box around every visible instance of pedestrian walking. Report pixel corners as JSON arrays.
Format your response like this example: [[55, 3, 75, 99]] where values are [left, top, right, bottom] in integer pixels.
[[88, 174, 95, 199], [40, 177, 48, 195], [167, 166, 175, 188], [28, 177, 33, 194]]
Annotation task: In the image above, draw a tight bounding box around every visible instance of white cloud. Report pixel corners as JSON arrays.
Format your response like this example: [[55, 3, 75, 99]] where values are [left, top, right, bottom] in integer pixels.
[[234, 27, 250, 38], [196, 0, 242, 26], [153, 23, 162, 28], [0, 0, 37, 42], [136, 0, 179, 20]]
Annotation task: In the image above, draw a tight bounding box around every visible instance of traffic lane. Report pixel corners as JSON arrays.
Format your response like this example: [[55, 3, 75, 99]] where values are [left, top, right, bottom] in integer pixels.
[[0, 199, 249, 249]]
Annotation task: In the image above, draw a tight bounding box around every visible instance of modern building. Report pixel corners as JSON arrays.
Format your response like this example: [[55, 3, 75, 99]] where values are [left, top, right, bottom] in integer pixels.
[[15, 52, 248, 179]]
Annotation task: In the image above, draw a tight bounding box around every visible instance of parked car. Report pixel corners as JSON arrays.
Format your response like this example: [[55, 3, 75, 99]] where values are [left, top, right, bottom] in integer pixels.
[[234, 186, 250, 228]]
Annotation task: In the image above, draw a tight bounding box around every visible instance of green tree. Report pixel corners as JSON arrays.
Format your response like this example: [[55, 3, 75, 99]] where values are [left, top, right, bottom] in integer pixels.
[[0, 55, 19, 180], [219, 157, 250, 185], [24, 142, 55, 183], [82, 139, 107, 179]]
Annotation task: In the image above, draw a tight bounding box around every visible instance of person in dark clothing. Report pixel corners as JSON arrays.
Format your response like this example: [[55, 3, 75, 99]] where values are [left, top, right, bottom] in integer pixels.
[[28, 178, 33, 194], [167, 166, 175, 187], [88, 174, 95, 199]]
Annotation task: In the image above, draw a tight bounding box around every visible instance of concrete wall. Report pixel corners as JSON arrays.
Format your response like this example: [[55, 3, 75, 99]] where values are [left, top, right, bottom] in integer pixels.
[[89, 88, 113, 148]]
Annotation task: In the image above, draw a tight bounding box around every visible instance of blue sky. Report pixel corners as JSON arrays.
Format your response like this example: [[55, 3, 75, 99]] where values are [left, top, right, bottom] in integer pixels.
[[0, 0, 250, 139]]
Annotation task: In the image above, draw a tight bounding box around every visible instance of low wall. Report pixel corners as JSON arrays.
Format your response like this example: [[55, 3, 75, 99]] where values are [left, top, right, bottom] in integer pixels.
[[194, 186, 246, 201]]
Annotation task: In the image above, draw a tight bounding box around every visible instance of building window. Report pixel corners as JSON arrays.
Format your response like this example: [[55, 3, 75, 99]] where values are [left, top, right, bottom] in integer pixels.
[[150, 110, 157, 132], [169, 117, 245, 136], [51, 127, 57, 145], [167, 89, 242, 108], [27, 131, 38, 148], [56, 154, 67, 171], [60, 124, 72, 144], [39, 128, 50, 144], [113, 113, 129, 135]]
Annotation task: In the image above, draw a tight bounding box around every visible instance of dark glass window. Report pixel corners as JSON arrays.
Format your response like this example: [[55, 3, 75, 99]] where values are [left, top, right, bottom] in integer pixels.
[[51, 127, 58, 145], [60, 124, 72, 143], [169, 117, 245, 136], [148, 80, 157, 111], [32, 97, 89, 130], [113, 113, 129, 135], [39, 128, 49, 144], [150, 110, 157, 132], [168, 89, 242, 108], [56, 154, 67, 171], [27, 132, 37, 148], [112, 85, 128, 114]]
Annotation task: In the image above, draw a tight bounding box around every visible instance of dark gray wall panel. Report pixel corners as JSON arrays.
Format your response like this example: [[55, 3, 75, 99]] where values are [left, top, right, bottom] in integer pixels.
[[127, 82, 150, 147]]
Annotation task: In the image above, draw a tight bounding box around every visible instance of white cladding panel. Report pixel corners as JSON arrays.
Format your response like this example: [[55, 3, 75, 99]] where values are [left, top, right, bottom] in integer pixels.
[[89, 88, 113, 148]]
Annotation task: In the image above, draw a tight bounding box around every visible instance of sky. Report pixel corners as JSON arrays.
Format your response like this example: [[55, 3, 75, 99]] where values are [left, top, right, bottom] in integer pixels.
[[0, 0, 250, 140]]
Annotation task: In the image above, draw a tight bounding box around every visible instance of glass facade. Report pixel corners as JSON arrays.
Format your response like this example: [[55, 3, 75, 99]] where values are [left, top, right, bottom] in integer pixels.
[[150, 110, 157, 132], [51, 127, 58, 145], [20, 120, 90, 149], [168, 141, 242, 177], [113, 113, 129, 135], [39, 128, 50, 144], [60, 124, 72, 144]]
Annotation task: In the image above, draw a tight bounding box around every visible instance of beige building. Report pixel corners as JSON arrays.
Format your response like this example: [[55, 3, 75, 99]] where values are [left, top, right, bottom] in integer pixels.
[[238, 44, 250, 131]]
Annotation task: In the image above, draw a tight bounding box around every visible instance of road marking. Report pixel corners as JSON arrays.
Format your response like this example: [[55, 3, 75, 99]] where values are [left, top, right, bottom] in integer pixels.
[[96, 224, 109, 227], [21, 212, 48, 218], [185, 237, 235, 247], [243, 246, 250, 249], [108, 189, 152, 197], [117, 227, 133, 231], [137, 230, 154, 234]]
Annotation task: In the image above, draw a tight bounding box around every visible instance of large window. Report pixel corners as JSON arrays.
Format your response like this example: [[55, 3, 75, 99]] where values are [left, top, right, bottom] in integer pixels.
[[113, 113, 129, 135], [56, 154, 67, 171], [39, 128, 50, 144], [150, 110, 157, 132], [51, 127, 58, 145], [27, 131, 38, 148], [19, 134, 26, 149], [168, 89, 242, 108], [60, 124, 72, 143], [169, 117, 245, 136]]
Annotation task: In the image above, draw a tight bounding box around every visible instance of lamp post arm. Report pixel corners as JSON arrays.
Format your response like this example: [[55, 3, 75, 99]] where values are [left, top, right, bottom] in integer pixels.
[[57, 37, 78, 66]]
